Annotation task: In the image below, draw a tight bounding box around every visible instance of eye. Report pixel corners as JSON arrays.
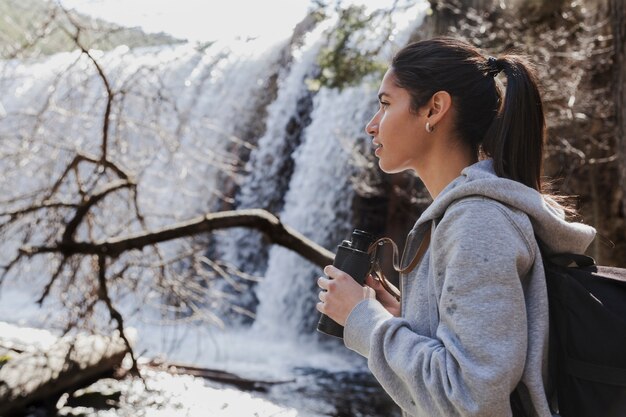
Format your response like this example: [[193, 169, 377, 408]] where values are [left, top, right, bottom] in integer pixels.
[[379, 101, 390, 110]]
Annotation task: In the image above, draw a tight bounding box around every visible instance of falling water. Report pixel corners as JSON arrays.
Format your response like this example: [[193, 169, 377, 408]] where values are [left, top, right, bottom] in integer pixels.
[[238, 3, 430, 342], [184, 1, 431, 384], [0, 2, 430, 415], [0, 38, 288, 235], [211, 21, 329, 322], [251, 84, 377, 336]]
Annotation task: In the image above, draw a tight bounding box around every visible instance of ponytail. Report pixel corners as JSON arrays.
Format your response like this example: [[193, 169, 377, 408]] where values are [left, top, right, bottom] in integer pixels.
[[481, 55, 546, 191]]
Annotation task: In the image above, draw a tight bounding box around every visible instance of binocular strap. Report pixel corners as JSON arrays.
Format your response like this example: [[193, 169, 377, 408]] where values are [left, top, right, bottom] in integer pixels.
[[367, 223, 433, 302]]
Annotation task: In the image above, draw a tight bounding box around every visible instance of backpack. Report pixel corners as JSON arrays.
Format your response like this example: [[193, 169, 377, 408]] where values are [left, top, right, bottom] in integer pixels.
[[369, 223, 626, 416], [542, 251, 626, 417]]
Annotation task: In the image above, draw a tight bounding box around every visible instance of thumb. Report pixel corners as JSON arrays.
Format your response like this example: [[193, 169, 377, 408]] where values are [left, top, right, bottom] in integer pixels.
[[365, 274, 382, 290]]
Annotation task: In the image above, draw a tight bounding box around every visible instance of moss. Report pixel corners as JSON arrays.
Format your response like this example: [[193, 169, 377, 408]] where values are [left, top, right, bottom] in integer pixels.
[[0, 354, 10, 368]]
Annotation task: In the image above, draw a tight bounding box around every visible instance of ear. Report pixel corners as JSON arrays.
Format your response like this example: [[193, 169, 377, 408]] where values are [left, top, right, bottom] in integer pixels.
[[425, 91, 452, 125]]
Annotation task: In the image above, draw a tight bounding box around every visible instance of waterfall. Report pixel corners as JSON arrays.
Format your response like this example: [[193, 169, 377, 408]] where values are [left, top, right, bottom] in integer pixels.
[[231, 4, 430, 337], [251, 84, 376, 336], [211, 22, 328, 323], [200, 2, 430, 376], [0, 2, 430, 380], [0, 39, 288, 233]]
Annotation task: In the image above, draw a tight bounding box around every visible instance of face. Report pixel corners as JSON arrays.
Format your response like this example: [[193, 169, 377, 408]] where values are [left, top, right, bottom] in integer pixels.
[[365, 68, 431, 174]]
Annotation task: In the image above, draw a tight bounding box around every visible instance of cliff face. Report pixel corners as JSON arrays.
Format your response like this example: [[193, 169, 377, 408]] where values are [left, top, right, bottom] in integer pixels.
[[611, 0, 626, 253]]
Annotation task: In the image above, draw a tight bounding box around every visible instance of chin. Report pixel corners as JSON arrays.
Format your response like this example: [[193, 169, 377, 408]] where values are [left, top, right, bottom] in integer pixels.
[[377, 160, 390, 173], [378, 160, 412, 175], [378, 163, 401, 174]]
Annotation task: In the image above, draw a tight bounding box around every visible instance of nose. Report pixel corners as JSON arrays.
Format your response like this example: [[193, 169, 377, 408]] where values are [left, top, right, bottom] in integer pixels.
[[365, 114, 378, 136]]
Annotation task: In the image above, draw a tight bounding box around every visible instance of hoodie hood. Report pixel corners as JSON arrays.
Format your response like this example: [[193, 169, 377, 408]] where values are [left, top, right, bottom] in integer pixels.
[[414, 159, 596, 255]]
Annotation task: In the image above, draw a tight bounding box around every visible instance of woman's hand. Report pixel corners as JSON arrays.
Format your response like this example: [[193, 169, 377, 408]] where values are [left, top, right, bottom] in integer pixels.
[[365, 274, 401, 317], [316, 265, 371, 326]]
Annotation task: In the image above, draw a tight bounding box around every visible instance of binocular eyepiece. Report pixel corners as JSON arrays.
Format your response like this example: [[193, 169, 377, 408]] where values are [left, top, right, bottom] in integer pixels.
[[317, 229, 374, 339]]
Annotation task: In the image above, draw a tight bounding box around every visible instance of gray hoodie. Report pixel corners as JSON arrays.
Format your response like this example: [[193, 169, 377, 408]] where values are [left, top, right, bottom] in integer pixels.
[[344, 159, 596, 417]]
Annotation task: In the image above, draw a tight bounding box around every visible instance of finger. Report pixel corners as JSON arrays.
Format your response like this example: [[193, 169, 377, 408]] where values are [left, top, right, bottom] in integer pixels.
[[316, 301, 325, 314], [318, 290, 327, 302], [365, 274, 380, 288], [317, 276, 329, 290], [323, 265, 346, 279]]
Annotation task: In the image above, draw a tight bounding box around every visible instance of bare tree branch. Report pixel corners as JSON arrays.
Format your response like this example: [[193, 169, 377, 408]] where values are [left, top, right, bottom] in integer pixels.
[[37, 255, 68, 305], [58, 7, 115, 163], [97, 254, 140, 377], [22, 209, 334, 267], [62, 179, 133, 243], [1, 201, 78, 218]]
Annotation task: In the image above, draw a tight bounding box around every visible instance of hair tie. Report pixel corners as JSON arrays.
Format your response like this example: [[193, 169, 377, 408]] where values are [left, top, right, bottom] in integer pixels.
[[486, 56, 503, 77]]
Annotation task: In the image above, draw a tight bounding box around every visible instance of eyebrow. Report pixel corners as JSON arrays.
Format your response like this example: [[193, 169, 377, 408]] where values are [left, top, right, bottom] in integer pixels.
[[378, 92, 391, 101]]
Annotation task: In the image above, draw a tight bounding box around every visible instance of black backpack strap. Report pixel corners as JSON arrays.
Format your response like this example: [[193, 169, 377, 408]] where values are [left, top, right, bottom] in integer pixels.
[[566, 358, 626, 387], [547, 253, 596, 268], [535, 239, 595, 415], [536, 237, 596, 268]]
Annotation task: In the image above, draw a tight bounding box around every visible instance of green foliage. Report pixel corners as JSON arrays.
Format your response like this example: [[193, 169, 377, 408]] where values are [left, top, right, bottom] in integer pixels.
[[0, 0, 182, 59], [0, 354, 10, 368], [311, 5, 388, 90]]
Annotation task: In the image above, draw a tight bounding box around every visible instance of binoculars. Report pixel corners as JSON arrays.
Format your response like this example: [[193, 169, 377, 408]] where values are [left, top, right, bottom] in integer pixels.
[[317, 229, 375, 339]]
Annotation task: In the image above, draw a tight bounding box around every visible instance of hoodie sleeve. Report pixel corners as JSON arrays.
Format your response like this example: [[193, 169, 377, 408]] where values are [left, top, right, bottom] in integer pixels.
[[343, 198, 535, 417]]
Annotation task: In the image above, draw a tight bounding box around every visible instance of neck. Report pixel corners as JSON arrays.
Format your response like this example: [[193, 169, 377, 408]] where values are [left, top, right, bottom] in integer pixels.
[[416, 140, 476, 199]]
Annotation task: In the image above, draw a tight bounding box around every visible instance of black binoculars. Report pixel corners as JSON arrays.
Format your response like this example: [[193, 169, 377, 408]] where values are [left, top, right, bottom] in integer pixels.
[[317, 229, 375, 339]]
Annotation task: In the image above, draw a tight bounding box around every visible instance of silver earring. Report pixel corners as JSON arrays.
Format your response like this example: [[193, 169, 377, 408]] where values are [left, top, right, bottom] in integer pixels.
[[425, 122, 434, 133]]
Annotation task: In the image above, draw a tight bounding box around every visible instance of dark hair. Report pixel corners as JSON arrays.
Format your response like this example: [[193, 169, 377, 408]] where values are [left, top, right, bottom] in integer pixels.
[[391, 36, 545, 192]]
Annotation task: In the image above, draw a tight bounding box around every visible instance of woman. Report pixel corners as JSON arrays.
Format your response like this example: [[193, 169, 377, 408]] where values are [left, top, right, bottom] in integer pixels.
[[316, 37, 596, 416]]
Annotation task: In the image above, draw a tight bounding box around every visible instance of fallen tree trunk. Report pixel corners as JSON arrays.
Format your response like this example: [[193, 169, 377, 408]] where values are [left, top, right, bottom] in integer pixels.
[[0, 331, 128, 416]]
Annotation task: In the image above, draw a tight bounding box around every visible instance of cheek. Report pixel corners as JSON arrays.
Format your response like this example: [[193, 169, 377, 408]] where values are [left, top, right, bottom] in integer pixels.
[[382, 114, 413, 144], [379, 113, 395, 134]]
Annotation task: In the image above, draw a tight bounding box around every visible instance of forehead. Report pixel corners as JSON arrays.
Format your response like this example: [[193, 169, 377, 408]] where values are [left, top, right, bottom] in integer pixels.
[[378, 68, 401, 96]]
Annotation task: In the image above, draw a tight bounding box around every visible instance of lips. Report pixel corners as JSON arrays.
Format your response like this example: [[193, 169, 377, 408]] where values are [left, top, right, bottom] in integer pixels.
[[373, 141, 382, 156]]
